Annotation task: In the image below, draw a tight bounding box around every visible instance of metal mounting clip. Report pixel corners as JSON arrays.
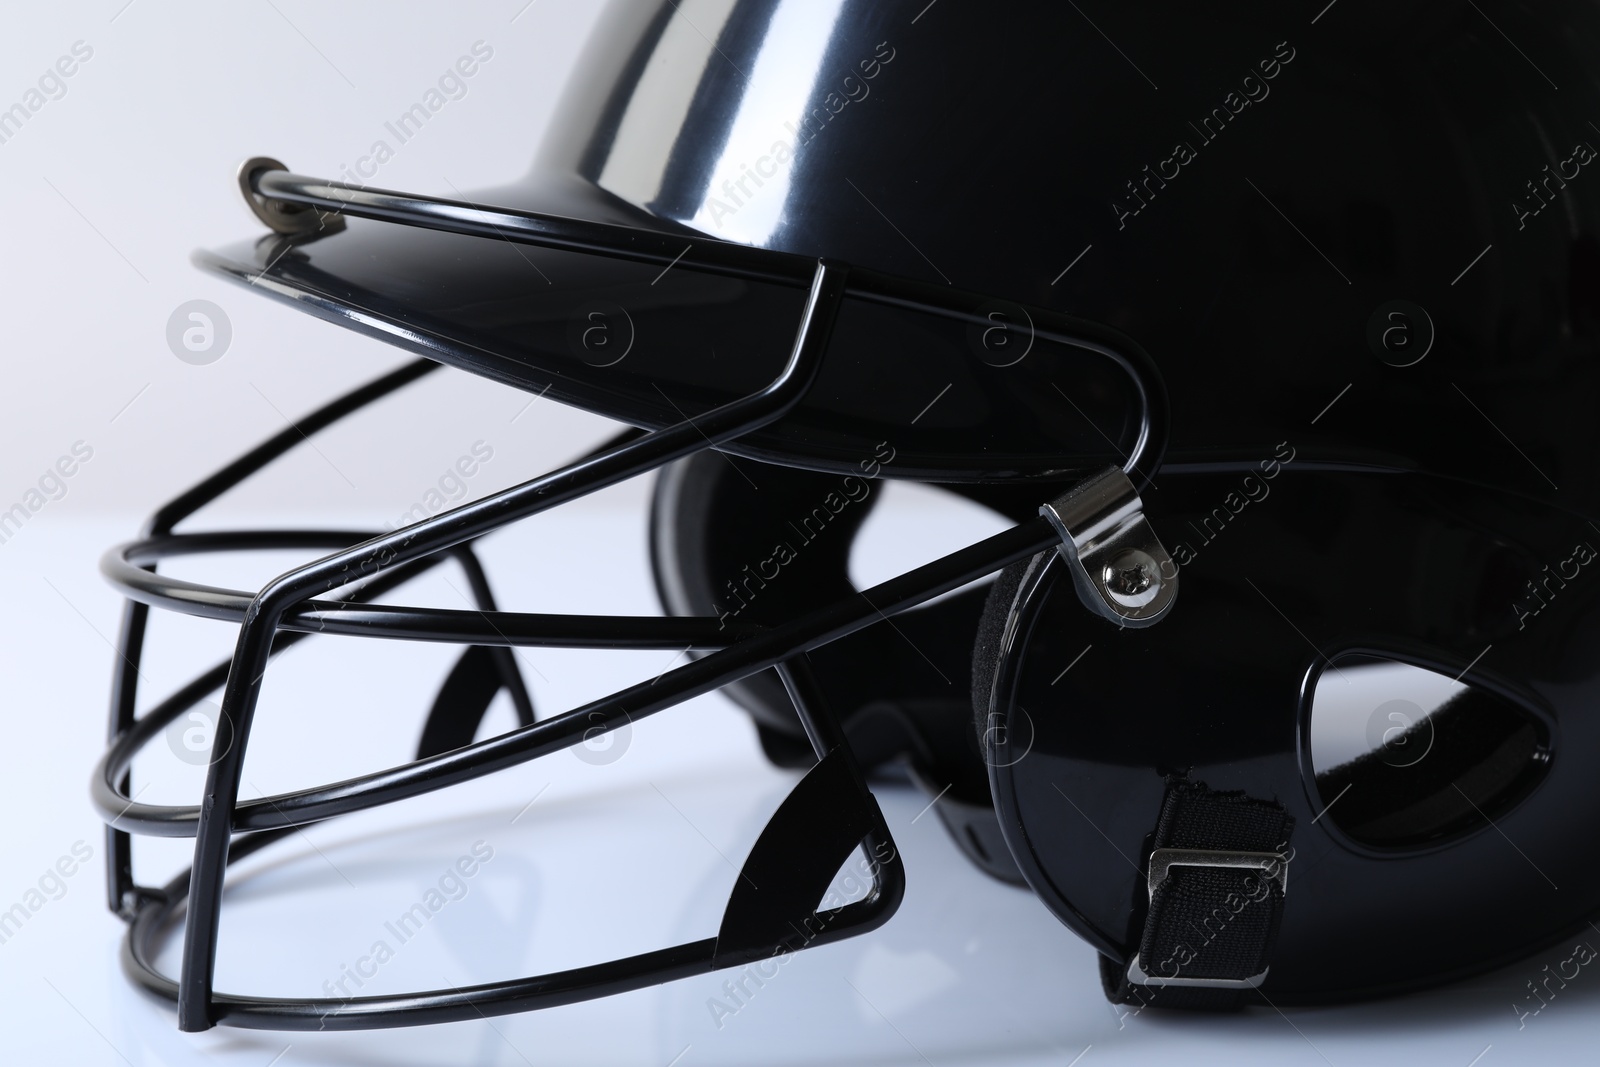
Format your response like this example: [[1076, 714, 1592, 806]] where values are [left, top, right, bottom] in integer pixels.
[[1040, 466, 1177, 627]]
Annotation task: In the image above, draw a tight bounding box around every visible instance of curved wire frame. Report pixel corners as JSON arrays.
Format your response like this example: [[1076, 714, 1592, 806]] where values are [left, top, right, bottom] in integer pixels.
[[95, 170, 1168, 1031]]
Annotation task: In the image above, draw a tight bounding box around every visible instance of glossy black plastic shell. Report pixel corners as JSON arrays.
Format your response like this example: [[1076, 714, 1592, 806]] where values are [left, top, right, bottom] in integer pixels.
[[207, 0, 1600, 518], [197, 215, 1157, 485]]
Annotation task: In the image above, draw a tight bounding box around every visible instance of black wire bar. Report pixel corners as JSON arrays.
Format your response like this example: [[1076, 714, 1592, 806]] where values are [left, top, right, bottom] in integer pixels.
[[94, 176, 1169, 1030]]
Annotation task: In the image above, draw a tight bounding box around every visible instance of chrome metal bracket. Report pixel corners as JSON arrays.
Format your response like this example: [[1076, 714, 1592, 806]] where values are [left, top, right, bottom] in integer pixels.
[[1040, 466, 1177, 627]]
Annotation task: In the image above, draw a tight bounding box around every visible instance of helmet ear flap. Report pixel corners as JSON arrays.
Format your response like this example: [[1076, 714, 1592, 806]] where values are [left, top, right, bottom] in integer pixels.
[[970, 557, 1036, 761]]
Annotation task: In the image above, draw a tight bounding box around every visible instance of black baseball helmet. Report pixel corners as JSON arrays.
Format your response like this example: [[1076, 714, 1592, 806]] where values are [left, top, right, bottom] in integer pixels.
[[94, 0, 1600, 1030]]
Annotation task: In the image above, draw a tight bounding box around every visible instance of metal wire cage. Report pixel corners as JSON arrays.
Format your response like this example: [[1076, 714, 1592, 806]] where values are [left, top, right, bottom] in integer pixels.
[[89, 165, 1168, 1031]]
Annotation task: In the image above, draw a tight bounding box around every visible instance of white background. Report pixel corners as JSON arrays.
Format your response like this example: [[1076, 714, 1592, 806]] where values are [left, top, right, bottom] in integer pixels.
[[0, 2, 1595, 1064]]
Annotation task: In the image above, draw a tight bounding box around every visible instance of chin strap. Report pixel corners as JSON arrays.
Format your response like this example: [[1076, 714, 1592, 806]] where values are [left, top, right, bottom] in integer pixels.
[[1102, 779, 1294, 1012]]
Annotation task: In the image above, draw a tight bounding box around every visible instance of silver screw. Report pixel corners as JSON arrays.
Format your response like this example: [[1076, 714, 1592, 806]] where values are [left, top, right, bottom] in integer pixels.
[[1102, 549, 1160, 609]]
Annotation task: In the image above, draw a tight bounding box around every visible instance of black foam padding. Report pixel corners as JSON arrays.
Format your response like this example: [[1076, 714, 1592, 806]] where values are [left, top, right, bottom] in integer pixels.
[[970, 555, 1038, 752]]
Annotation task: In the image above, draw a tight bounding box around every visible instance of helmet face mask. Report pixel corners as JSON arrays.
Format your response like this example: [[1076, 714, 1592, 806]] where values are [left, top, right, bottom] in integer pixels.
[[93, 0, 1600, 1034]]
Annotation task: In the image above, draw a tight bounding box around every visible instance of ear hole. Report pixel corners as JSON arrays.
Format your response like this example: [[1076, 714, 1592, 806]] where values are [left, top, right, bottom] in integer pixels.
[[1309, 655, 1549, 849]]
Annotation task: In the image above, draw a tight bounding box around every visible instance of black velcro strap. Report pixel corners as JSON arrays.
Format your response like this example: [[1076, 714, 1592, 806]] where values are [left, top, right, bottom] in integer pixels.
[[1102, 779, 1294, 1013]]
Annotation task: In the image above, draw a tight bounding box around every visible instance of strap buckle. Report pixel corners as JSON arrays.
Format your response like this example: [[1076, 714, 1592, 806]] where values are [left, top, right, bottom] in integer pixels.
[[1125, 848, 1287, 989]]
